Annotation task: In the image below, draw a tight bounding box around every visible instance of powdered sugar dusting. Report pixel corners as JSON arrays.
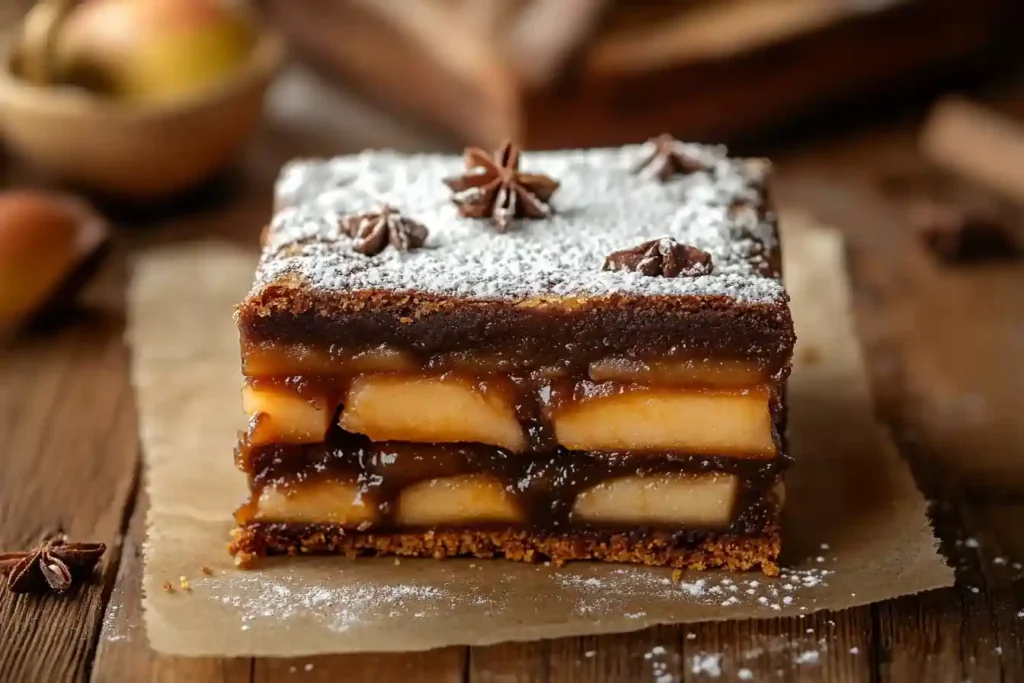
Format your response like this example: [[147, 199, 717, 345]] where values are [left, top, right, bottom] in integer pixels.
[[184, 554, 837, 640], [254, 145, 784, 304], [209, 571, 458, 634], [554, 563, 834, 616]]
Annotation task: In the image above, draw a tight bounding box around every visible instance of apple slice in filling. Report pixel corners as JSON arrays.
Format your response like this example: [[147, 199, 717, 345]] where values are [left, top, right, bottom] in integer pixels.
[[340, 375, 526, 452]]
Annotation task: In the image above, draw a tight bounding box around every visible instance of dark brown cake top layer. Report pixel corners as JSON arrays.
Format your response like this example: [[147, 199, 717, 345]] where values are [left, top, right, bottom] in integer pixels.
[[246, 143, 785, 312], [238, 294, 794, 365]]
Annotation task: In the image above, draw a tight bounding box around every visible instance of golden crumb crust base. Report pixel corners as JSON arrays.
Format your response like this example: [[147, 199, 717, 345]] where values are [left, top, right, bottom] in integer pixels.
[[229, 524, 781, 576]]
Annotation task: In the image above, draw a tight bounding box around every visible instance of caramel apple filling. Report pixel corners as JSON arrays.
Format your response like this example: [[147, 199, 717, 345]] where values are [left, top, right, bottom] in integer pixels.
[[242, 382, 333, 445], [339, 374, 527, 452], [253, 479, 378, 525], [551, 386, 775, 457], [242, 456, 768, 531], [242, 362, 780, 458], [571, 474, 738, 527], [395, 475, 522, 526]]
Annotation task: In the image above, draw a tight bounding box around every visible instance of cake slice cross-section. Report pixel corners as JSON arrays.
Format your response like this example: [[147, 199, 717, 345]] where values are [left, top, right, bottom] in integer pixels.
[[230, 137, 795, 575]]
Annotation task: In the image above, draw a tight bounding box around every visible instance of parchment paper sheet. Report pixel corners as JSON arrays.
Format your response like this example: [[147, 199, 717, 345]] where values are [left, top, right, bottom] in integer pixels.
[[130, 214, 952, 656]]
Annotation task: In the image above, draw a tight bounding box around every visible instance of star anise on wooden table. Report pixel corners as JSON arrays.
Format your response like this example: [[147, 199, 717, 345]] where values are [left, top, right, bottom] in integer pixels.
[[631, 133, 709, 181], [444, 141, 560, 232], [0, 536, 106, 594], [340, 205, 429, 256], [603, 237, 713, 278]]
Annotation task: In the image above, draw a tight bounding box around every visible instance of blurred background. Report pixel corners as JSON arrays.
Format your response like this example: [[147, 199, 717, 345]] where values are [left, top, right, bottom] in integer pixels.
[[1, 0, 1024, 497], [1, 0, 1023, 193]]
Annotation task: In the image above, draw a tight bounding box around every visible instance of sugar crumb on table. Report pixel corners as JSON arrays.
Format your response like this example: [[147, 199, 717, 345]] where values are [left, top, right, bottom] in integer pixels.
[[690, 653, 722, 677]]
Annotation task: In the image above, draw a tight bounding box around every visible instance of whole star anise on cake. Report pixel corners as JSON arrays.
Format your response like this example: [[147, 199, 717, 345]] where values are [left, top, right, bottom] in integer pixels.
[[340, 205, 429, 256], [443, 141, 560, 232], [603, 237, 713, 277], [0, 535, 106, 594], [632, 134, 709, 181]]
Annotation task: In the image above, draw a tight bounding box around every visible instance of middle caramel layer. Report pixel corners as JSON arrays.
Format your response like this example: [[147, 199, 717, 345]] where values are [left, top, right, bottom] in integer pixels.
[[243, 371, 780, 458], [236, 435, 787, 534]]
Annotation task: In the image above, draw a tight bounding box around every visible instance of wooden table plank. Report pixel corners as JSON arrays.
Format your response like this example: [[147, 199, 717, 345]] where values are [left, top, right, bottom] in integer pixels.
[[976, 504, 1024, 560], [470, 629, 678, 683], [779, 123, 1024, 683], [253, 649, 467, 683], [676, 611, 872, 681], [873, 496, 1017, 683], [0, 260, 139, 683], [466, 611, 875, 682], [91, 490, 253, 683]]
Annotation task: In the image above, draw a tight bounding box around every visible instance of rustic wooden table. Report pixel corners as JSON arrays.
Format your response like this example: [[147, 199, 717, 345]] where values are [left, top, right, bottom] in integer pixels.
[[2, 54, 1024, 681]]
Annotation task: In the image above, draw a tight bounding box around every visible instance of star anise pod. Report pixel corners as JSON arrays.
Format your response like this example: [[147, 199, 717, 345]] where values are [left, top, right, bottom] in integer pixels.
[[603, 237, 713, 278], [340, 205, 429, 256], [908, 200, 1022, 263], [443, 141, 560, 232], [631, 133, 708, 181], [0, 536, 106, 594]]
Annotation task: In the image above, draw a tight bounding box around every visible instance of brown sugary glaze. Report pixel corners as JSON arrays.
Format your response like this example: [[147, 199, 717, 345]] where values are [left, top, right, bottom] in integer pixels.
[[234, 434, 787, 535], [229, 523, 781, 575]]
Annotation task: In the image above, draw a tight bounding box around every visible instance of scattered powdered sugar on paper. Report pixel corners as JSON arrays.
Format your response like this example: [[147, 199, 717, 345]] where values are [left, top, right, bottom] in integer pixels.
[[255, 145, 784, 304], [554, 562, 835, 617], [179, 554, 841, 642], [208, 572, 456, 634]]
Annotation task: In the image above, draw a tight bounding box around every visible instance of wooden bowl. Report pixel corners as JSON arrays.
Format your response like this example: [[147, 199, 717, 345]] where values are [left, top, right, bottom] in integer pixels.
[[0, 28, 285, 200]]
